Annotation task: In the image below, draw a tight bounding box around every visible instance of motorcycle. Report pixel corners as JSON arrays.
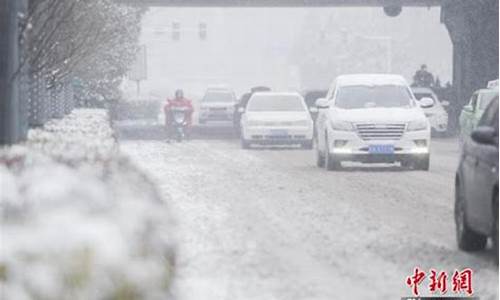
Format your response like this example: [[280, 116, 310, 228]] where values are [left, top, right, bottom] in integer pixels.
[[169, 106, 190, 142]]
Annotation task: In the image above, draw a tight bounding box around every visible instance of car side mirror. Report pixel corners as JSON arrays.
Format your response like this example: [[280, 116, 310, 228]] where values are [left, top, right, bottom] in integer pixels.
[[309, 106, 319, 113], [463, 105, 474, 113], [471, 126, 497, 145], [441, 100, 450, 107], [418, 97, 434, 108], [315, 98, 329, 109]]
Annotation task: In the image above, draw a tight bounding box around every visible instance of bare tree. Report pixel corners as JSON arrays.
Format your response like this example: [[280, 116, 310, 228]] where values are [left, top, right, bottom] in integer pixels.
[[20, 0, 144, 100]]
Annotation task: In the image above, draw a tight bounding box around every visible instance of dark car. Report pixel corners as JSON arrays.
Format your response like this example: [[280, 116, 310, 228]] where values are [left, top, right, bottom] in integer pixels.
[[454, 95, 498, 262], [233, 86, 271, 133], [302, 89, 327, 109], [302, 89, 327, 122]]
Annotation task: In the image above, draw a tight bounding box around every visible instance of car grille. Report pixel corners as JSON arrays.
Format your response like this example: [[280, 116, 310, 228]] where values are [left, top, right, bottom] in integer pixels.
[[355, 123, 406, 141]]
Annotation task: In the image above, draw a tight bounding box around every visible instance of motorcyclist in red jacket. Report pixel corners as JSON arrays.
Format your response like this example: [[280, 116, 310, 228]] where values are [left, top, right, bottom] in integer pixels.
[[164, 89, 194, 139]]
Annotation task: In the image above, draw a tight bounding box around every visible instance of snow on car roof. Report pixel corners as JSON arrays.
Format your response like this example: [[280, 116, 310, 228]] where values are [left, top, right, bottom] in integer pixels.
[[252, 92, 302, 97], [207, 84, 231, 89], [487, 79, 498, 89], [337, 74, 409, 87]]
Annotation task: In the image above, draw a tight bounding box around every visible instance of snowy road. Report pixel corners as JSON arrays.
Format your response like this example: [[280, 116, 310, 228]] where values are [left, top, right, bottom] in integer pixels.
[[120, 136, 498, 300]]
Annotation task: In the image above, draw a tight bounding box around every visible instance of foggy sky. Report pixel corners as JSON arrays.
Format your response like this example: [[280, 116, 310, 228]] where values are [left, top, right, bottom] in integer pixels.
[[124, 6, 452, 99]]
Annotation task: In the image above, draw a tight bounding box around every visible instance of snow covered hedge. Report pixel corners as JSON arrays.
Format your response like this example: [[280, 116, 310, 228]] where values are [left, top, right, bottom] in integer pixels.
[[0, 109, 175, 300]]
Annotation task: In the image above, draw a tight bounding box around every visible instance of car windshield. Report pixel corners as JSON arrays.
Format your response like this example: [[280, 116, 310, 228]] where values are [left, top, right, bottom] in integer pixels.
[[479, 90, 498, 110], [203, 91, 235, 103], [335, 85, 413, 109], [247, 95, 305, 112]]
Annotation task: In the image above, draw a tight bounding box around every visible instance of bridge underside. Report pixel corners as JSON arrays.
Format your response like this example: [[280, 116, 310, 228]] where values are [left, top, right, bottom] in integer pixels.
[[122, 0, 443, 6]]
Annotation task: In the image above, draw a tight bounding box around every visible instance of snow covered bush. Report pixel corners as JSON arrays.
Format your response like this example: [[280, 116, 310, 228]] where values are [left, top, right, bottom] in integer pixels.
[[0, 109, 175, 300]]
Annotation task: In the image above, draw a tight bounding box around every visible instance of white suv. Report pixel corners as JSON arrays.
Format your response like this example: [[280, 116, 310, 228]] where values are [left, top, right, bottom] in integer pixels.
[[199, 88, 237, 125], [315, 74, 433, 171]]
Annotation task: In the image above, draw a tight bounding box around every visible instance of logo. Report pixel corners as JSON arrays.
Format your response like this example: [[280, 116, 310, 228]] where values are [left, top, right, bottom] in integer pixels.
[[404, 267, 476, 299]]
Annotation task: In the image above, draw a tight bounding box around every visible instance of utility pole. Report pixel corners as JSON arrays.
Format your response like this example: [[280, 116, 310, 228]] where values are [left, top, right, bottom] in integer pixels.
[[0, 0, 25, 145], [0, 0, 16, 144]]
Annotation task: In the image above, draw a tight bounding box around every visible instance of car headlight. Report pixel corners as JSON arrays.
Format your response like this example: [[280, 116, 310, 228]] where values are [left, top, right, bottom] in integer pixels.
[[330, 120, 354, 131], [407, 120, 429, 131]]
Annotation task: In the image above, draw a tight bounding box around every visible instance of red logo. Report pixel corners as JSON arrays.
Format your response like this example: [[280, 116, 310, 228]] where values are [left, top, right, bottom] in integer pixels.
[[452, 268, 473, 295], [429, 269, 448, 294], [406, 267, 426, 296], [405, 268, 474, 296]]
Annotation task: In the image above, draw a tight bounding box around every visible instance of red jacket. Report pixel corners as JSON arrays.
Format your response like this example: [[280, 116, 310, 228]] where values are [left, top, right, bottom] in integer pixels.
[[164, 98, 194, 126]]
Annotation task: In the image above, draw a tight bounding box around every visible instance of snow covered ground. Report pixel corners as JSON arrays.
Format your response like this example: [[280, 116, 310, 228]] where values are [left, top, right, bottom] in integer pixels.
[[121, 137, 498, 300], [1, 109, 175, 300]]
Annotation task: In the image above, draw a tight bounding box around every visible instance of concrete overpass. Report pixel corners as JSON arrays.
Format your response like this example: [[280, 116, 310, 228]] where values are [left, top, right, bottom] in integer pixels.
[[119, 0, 444, 6]]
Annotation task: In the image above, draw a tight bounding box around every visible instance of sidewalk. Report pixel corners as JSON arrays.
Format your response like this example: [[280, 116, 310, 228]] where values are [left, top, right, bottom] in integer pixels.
[[0, 109, 176, 300]]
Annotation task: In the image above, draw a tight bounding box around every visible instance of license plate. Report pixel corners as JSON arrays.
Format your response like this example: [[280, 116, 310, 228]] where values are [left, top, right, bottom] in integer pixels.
[[270, 129, 288, 137], [369, 144, 394, 154]]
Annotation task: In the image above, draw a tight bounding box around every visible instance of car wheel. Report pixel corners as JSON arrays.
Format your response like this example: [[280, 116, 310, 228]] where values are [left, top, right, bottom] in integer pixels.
[[325, 138, 341, 171], [315, 139, 325, 168], [455, 180, 487, 251], [493, 192, 498, 265], [302, 140, 313, 150], [415, 155, 430, 171], [400, 160, 412, 169]]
